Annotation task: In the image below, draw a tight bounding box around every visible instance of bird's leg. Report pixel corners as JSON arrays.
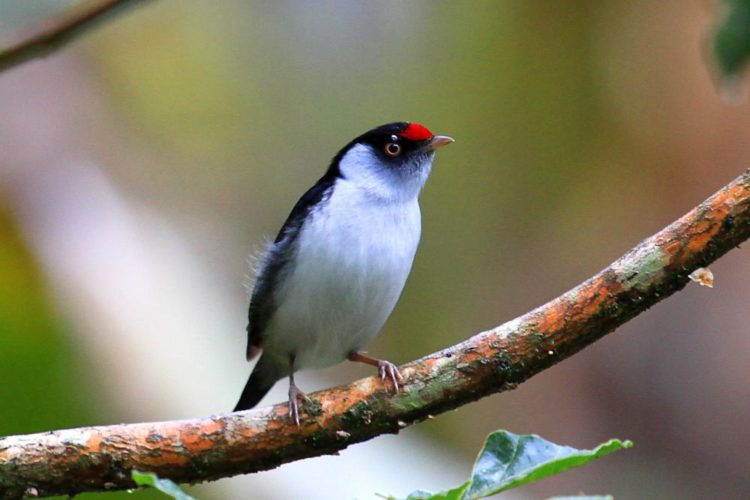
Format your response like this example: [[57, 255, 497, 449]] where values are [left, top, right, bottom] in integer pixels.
[[348, 352, 403, 391], [287, 354, 310, 426]]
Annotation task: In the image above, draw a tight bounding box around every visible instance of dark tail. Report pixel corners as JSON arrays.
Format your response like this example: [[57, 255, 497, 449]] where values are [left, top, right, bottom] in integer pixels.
[[233, 355, 282, 411]]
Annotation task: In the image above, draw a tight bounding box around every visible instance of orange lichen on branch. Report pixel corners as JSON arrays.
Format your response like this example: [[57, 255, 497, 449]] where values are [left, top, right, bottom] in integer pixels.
[[1, 170, 750, 498]]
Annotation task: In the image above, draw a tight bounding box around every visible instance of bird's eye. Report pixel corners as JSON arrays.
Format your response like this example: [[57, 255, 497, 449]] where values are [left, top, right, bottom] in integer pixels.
[[384, 142, 401, 157]]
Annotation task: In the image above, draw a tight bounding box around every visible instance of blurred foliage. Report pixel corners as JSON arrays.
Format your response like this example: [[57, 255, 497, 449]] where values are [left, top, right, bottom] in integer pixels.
[[0, 204, 86, 434], [399, 431, 631, 500], [713, 0, 750, 77], [0, 204, 166, 500]]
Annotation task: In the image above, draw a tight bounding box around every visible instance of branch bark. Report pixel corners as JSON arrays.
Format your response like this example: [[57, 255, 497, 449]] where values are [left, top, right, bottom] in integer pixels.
[[0, 0, 153, 74], [2, 169, 750, 498]]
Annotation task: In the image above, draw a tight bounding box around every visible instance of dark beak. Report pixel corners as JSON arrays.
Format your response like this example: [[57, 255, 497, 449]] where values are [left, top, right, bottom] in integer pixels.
[[426, 135, 455, 151]]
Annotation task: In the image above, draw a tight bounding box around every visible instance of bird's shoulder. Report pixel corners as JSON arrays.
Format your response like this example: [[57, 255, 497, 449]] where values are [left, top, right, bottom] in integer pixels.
[[273, 173, 337, 244]]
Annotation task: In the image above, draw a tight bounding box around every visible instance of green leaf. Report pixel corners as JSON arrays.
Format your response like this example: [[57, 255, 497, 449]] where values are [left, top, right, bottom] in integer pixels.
[[131, 470, 196, 500], [400, 431, 632, 500], [401, 485, 468, 500], [714, 0, 750, 77], [465, 432, 631, 498]]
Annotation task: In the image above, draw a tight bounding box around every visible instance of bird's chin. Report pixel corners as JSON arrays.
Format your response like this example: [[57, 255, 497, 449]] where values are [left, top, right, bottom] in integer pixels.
[[397, 154, 433, 188], [398, 152, 433, 175]]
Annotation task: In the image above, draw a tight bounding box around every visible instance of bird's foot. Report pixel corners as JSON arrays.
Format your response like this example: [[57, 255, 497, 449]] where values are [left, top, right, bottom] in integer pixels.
[[288, 383, 312, 426], [348, 352, 403, 392], [377, 359, 403, 392]]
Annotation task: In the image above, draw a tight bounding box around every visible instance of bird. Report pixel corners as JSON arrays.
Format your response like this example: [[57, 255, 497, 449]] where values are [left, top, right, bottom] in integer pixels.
[[233, 121, 454, 423]]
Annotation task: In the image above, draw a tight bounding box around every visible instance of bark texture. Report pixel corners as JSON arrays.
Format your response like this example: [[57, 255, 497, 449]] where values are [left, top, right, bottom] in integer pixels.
[[1, 169, 750, 498]]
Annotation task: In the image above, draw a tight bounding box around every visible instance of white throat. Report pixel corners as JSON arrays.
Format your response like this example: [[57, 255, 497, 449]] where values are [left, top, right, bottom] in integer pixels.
[[337, 143, 433, 203]]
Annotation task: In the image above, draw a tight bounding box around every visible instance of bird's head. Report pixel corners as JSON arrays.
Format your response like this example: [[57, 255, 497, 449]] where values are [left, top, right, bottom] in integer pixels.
[[327, 122, 454, 202]]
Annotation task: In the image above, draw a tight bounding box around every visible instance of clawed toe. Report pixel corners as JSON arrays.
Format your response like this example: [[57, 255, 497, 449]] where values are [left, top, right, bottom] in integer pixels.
[[348, 352, 404, 392], [288, 385, 309, 426], [377, 360, 403, 392]]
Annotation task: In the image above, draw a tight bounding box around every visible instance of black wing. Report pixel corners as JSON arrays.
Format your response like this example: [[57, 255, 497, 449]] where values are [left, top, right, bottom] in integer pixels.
[[245, 177, 335, 359]]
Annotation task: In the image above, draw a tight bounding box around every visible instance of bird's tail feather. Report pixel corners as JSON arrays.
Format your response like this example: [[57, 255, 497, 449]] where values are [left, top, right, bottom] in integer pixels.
[[233, 355, 282, 411]]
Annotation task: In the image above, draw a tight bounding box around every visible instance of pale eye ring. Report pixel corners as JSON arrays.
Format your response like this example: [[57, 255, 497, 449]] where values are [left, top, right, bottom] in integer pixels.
[[384, 142, 401, 157]]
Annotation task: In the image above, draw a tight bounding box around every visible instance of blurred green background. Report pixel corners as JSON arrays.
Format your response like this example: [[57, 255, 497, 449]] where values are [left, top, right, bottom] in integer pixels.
[[2, 1, 750, 499]]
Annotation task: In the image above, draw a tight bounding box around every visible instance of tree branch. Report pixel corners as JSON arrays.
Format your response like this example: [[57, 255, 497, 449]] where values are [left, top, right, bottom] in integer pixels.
[[2, 169, 749, 498], [0, 0, 153, 74]]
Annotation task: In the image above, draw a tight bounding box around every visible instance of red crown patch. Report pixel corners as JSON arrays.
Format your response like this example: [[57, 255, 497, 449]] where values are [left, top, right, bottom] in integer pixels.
[[400, 123, 433, 141]]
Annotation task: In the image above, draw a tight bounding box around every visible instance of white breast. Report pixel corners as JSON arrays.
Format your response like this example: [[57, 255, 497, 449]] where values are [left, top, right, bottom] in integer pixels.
[[262, 178, 422, 370]]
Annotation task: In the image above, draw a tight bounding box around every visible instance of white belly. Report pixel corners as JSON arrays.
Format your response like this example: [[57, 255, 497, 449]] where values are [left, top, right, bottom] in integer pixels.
[[262, 185, 421, 370]]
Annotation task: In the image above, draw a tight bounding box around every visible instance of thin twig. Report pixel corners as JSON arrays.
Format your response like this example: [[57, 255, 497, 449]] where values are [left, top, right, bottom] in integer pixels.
[[0, 0, 153, 74], [1, 169, 749, 498]]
